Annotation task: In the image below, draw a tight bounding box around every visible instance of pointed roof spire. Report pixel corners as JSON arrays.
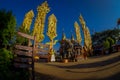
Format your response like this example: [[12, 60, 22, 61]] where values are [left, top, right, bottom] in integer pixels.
[[71, 33, 75, 41], [62, 33, 66, 40], [62, 28, 66, 40], [70, 30, 74, 41]]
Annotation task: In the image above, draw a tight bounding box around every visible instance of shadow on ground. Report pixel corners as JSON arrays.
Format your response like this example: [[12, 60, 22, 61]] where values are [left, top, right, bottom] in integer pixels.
[[88, 72, 120, 80], [44, 55, 120, 69], [65, 62, 120, 73], [35, 72, 62, 80], [35, 71, 120, 80]]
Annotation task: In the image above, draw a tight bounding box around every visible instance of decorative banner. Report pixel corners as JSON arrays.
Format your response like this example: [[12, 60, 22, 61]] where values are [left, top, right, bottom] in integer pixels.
[[22, 10, 34, 31], [33, 1, 50, 42], [74, 21, 82, 44], [46, 14, 57, 61], [79, 14, 93, 54], [47, 14, 57, 41], [79, 14, 86, 30]]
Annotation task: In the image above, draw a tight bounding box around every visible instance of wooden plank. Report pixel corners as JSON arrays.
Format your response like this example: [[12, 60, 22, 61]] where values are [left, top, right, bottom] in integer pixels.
[[37, 43, 49, 48], [14, 57, 32, 63], [17, 31, 34, 40], [15, 45, 33, 51], [14, 63, 32, 68], [39, 55, 49, 59], [14, 50, 32, 57], [36, 48, 49, 53], [36, 54, 49, 59]]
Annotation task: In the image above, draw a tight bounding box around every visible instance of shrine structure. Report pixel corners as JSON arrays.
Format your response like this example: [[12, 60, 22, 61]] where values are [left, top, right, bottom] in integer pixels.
[[59, 15, 93, 61]]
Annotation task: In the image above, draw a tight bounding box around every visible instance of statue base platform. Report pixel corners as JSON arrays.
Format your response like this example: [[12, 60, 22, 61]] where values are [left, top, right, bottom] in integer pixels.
[[50, 54, 55, 62]]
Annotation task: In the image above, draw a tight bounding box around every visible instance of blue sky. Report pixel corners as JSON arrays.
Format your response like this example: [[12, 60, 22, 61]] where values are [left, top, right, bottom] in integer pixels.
[[0, 0, 120, 50]]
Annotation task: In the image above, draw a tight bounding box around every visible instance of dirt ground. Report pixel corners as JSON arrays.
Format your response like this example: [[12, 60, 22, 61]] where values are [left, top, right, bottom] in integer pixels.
[[35, 52, 120, 80]]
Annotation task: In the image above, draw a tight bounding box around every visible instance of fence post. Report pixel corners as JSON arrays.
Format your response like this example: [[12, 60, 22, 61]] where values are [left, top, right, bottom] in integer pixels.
[[32, 35, 36, 80]]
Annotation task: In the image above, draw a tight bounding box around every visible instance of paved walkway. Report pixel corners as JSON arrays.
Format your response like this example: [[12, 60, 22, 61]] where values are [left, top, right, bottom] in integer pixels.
[[35, 52, 120, 80]]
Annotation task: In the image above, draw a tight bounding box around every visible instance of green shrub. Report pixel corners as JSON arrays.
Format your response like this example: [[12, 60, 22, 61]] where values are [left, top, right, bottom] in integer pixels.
[[103, 40, 110, 50], [0, 48, 13, 79]]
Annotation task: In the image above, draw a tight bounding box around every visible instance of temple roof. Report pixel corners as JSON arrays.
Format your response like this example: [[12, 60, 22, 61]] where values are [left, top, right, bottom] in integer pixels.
[[62, 31, 66, 40], [71, 34, 75, 41]]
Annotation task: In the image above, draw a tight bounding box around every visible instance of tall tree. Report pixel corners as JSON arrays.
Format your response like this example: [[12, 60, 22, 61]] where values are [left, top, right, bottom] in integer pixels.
[[0, 9, 16, 79], [92, 29, 120, 45], [0, 10, 16, 49]]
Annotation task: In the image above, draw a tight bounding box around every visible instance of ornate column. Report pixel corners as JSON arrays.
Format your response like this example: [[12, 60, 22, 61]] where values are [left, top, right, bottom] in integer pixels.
[[47, 14, 57, 61]]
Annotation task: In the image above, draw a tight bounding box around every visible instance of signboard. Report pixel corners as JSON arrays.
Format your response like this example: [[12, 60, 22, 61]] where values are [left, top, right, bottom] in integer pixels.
[[14, 57, 32, 63], [17, 31, 34, 40], [14, 63, 32, 68], [37, 48, 49, 53], [37, 43, 49, 48], [15, 50, 32, 57], [15, 45, 33, 51]]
